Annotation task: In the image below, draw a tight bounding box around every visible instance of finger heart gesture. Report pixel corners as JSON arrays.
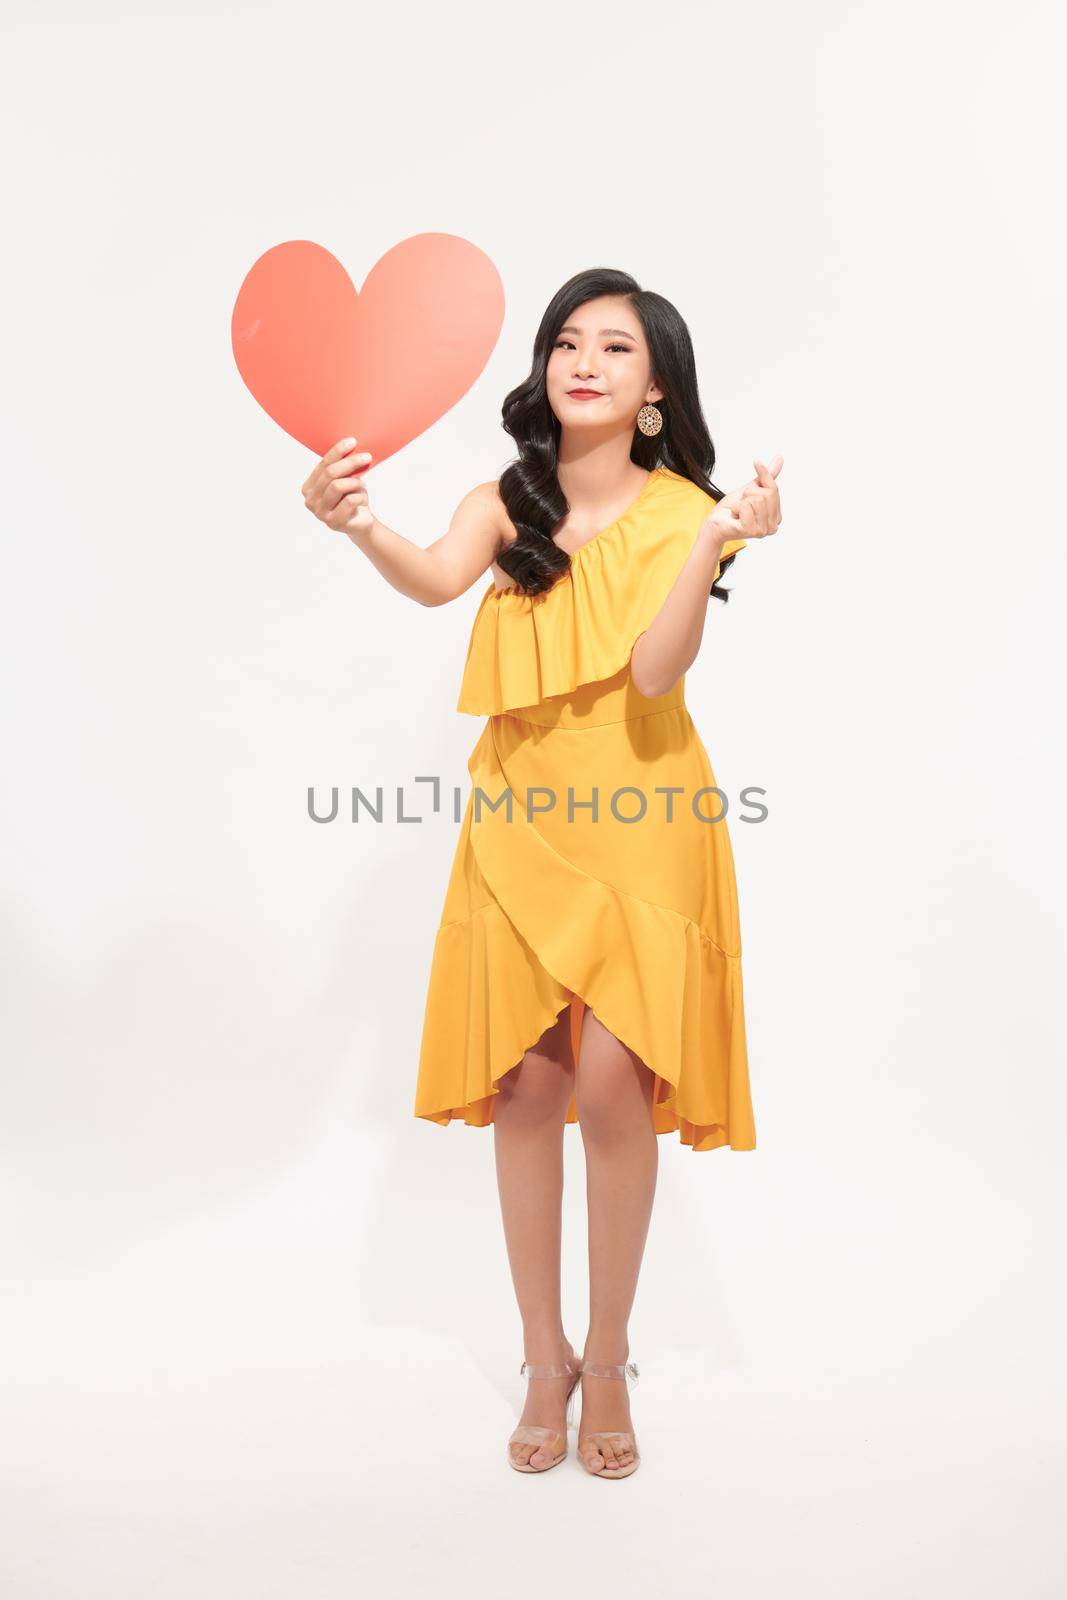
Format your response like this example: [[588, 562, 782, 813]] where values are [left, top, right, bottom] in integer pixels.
[[707, 454, 784, 541]]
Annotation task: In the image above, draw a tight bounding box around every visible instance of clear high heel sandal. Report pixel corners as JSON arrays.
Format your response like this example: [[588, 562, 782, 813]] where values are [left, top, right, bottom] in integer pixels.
[[576, 1358, 641, 1479], [506, 1354, 582, 1473]]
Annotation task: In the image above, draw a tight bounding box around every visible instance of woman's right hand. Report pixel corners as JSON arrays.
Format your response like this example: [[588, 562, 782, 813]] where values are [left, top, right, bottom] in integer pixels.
[[301, 437, 375, 538]]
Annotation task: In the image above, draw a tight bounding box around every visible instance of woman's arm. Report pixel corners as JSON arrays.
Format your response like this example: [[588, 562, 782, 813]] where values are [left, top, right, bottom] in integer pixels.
[[301, 438, 505, 607], [629, 524, 726, 698], [350, 482, 505, 607], [629, 456, 783, 697]]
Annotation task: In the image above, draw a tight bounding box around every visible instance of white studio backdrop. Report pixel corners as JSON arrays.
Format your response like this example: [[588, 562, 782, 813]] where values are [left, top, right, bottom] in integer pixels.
[[2, 1, 1064, 1596]]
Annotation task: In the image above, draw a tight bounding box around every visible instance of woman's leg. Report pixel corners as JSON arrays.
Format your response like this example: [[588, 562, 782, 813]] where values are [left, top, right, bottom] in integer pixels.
[[493, 1004, 579, 1467], [573, 1005, 658, 1472]]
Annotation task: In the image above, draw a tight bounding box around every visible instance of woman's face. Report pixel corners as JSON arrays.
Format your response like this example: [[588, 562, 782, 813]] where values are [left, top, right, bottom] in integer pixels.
[[545, 295, 663, 434]]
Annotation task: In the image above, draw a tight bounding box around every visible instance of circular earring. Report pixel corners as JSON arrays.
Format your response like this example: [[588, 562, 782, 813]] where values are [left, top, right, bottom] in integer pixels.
[[636, 403, 663, 437]]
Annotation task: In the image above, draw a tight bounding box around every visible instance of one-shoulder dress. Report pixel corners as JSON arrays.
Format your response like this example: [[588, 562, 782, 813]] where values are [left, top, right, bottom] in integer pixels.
[[413, 465, 756, 1153]]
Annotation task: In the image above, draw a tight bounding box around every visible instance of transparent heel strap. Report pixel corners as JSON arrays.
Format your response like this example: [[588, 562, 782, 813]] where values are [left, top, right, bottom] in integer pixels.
[[519, 1359, 579, 1379], [578, 1359, 639, 1389]]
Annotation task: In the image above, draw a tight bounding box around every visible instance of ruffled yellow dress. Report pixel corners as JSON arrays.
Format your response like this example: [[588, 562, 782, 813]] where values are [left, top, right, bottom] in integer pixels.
[[413, 465, 756, 1152]]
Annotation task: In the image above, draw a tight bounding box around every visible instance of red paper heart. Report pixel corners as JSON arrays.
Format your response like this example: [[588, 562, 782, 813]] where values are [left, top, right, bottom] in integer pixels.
[[231, 234, 505, 468]]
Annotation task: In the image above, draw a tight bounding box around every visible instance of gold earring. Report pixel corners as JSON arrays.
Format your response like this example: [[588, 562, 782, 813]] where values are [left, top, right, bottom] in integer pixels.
[[636, 403, 663, 437]]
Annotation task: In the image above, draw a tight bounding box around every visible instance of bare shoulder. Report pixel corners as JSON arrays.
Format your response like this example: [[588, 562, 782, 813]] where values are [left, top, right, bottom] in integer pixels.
[[467, 478, 517, 555], [422, 478, 520, 604]]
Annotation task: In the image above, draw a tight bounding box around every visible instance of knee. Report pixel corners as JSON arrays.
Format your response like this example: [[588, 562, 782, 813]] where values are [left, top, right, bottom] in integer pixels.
[[574, 1054, 641, 1139], [497, 1056, 573, 1125]]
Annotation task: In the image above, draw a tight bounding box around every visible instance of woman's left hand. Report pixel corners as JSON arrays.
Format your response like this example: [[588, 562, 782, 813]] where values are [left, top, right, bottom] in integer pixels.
[[704, 454, 784, 542]]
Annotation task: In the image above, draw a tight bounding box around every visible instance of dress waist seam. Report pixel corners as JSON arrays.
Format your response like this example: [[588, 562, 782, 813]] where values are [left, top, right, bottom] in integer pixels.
[[493, 702, 688, 731]]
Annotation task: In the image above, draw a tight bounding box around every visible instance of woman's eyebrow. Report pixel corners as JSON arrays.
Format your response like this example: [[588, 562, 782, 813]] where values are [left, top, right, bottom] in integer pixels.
[[558, 325, 638, 341]]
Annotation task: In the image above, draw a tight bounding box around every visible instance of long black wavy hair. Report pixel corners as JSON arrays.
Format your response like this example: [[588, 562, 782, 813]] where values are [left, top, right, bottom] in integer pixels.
[[495, 266, 738, 601]]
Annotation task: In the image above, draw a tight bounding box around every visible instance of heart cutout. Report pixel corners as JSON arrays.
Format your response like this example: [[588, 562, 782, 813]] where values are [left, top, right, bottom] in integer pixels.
[[232, 233, 505, 468]]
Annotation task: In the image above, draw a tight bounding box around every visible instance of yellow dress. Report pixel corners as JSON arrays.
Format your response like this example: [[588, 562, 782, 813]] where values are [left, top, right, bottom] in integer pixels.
[[413, 466, 756, 1153]]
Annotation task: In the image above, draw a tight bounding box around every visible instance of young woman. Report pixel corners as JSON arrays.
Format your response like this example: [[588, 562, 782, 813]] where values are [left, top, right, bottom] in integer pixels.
[[301, 267, 782, 1480]]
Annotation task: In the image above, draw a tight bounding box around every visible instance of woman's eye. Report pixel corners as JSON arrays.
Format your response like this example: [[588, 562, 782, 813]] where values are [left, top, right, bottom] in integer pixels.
[[553, 340, 632, 353]]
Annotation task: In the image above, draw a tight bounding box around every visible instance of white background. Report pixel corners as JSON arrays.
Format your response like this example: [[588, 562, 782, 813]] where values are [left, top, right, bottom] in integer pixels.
[[2, 0, 1064, 1594]]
